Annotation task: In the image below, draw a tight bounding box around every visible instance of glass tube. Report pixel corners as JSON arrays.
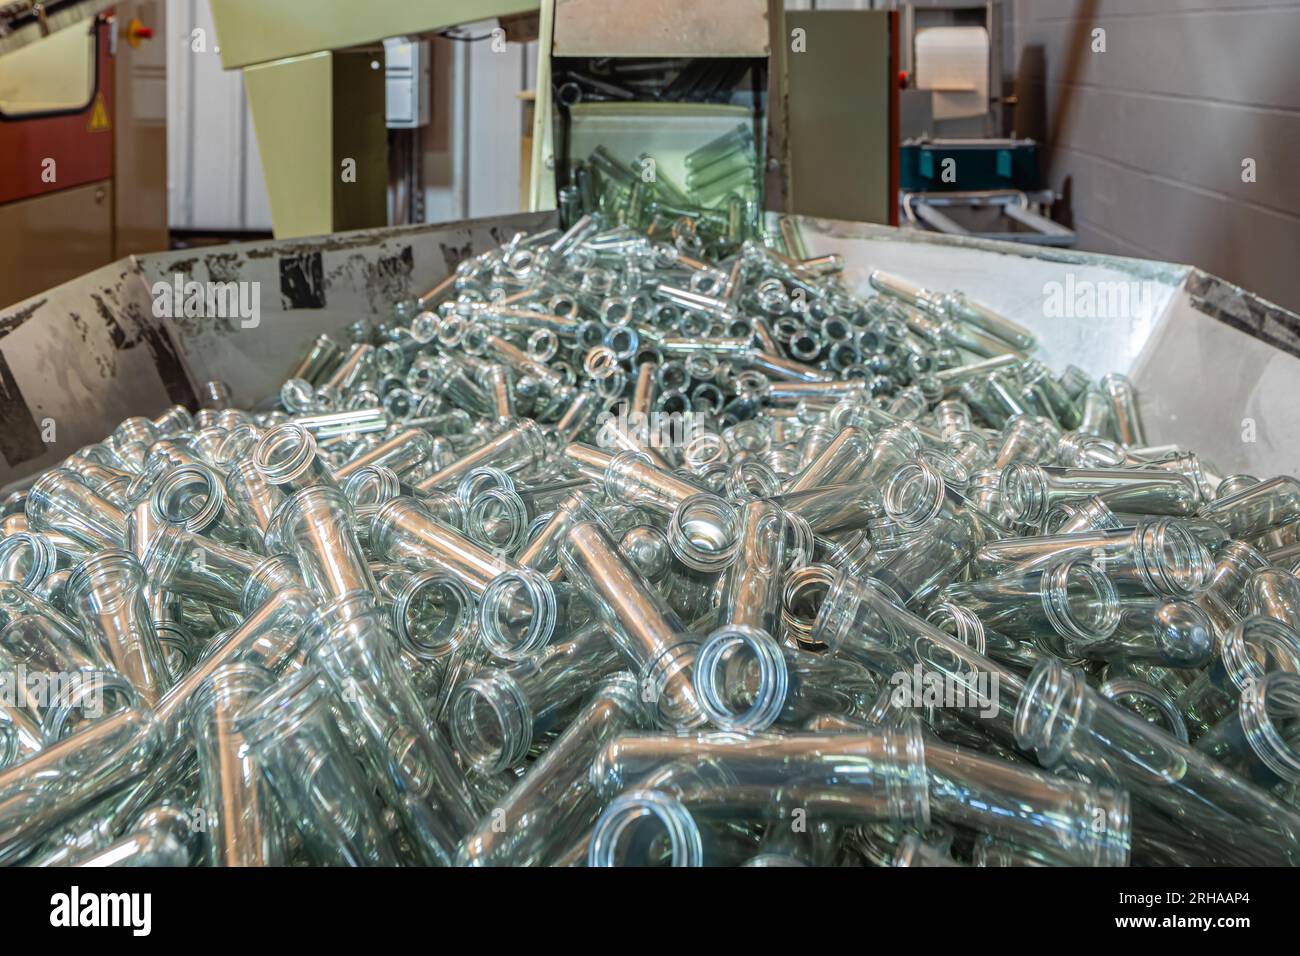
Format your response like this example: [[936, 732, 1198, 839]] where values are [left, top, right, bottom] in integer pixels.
[[770, 481, 885, 536], [693, 625, 879, 732], [151, 463, 251, 549], [449, 622, 622, 773], [973, 518, 1213, 598], [141, 524, 266, 611], [1016, 657, 1300, 865], [1246, 567, 1300, 631], [415, 420, 547, 493], [457, 673, 645, 867], [1001, 464, 1199, 526], [939, 558, 1121, 655], [188, 662, 286, 866], [1174, 615, 1300, 738], [1195, 670, 1300, 804], [252, 423, 337, 494], [333, 427, 433, 483], [925, 600, 1047, 673], [0, 611, 137, 741], [276, 485, 378, 604], [1203, 540, 1271, 609], [237, 668, 398, 866], [588, 728, 931, 832], [380, 568, 477, 664], [1200, 475, 1300, 540], [371, 496, 515, 596], [0, 707, 160, 865], [66, 550, 170, 707], [560, 518, 706, 730], [714, 498, 785, 636], [813, 572, 1027, 745], [781, 425, 872, 494], [67, 812, 193, 867], [26, 469, 128, 551], [309, 603, 479, 864], [923, 735, 1130, 866], [871, 511, 982, 607], [1099, 373, 1145, 446]]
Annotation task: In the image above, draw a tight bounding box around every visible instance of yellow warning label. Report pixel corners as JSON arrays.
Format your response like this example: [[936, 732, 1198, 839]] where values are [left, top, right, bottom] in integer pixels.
[[88, 92, 111, 132]]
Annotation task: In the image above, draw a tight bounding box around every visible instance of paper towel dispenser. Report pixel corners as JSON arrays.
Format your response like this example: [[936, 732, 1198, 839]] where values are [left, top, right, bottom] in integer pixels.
[[901, 1, 1004, 139]]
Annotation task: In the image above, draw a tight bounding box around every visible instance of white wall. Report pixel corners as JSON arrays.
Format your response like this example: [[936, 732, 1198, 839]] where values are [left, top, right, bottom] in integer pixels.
[[167, 0, 271, 231], [1013, 0, 1300, 312]]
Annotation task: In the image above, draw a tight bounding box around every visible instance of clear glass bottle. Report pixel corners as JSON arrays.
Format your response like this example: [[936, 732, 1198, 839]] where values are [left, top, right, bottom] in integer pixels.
[[713, 498, 784, 637], [449, 622, 622, 773], [188, 662, 286, 866], [560, 518, 706, 730], [512, 486, 597, 578], [456, 673, 645, 867], [925, 600, 1047, 673], [1098, 596, 1216, 668], [66, 550, 171, 707], [309, 602, 479, 864], [973, 518, 1212, 598], [65, 804, 194, 867], [26, 469, 128, 551], [0, 707, 160, 865], [585, 789, 711, 867], [871, 511, 983, 608], [770, 480, 885, 536], [693, 625, 878, 732], [225, 455, 285, 540], [1016, 656, 1300, 865], [924, 734, 1130, 866], [236, 668, 398, 866], [1099, 676, 1190, 743]]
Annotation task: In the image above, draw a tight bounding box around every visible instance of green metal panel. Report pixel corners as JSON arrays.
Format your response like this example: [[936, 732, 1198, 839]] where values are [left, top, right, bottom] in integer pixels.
[[785, 10, 892, 225], [210, 0, 539, 69], [330, 52, 389, 235], [243, 51, 387, 239]]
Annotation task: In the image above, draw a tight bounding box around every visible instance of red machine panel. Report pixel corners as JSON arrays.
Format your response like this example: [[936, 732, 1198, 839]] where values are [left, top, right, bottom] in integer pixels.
[[0, 15, 114, 206]]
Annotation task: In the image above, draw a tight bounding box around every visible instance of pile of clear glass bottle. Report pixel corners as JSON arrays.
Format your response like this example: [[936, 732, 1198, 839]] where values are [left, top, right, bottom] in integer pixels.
[[3, 208, 1300, 868]]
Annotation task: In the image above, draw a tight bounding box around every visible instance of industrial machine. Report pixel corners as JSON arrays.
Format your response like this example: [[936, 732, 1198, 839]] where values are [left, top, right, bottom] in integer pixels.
[[206, 0, 541, 239], [206, 0, 903, 238], [895, 1, 1071, 245], [528, 0, 901, 228], [0, 0, 165, 307]]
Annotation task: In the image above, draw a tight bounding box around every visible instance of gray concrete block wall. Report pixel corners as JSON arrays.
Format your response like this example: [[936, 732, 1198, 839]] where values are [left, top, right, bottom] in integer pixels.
[[1013, 0, 1300, 311]]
